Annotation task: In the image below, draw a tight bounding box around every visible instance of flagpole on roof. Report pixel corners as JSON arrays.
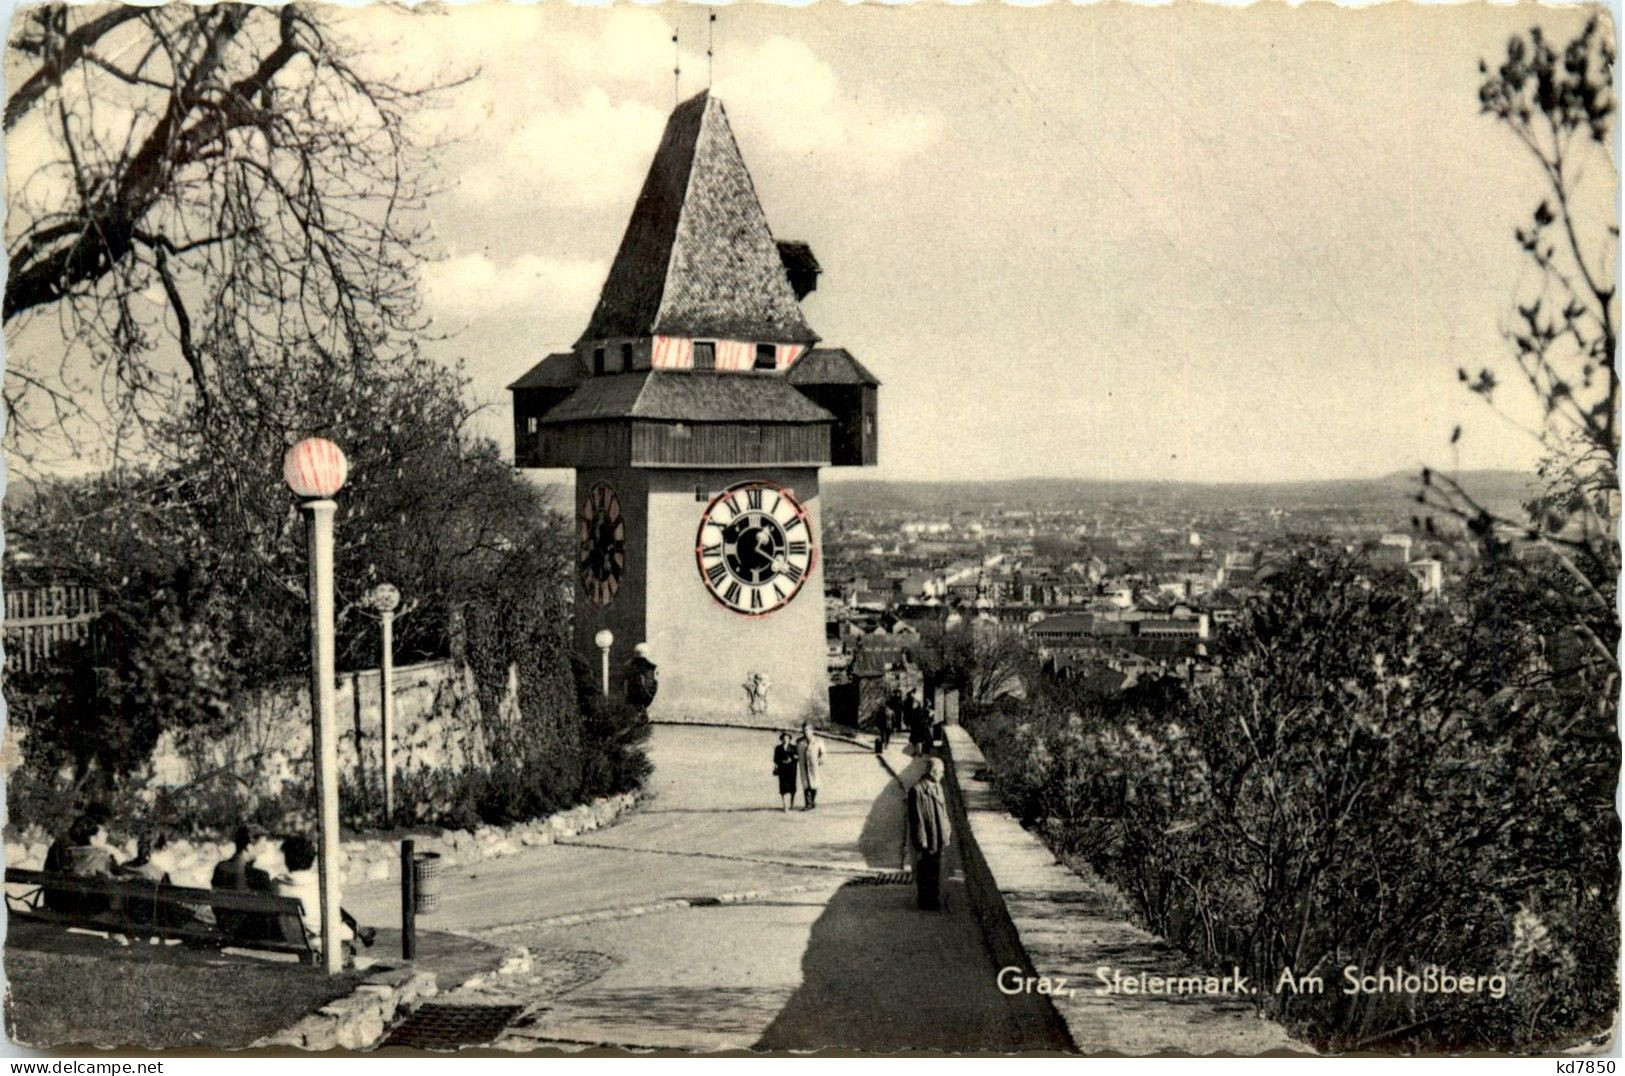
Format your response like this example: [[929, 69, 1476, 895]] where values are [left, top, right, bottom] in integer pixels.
[[707, 10, 716, 88], [672, 29, 680, 107]]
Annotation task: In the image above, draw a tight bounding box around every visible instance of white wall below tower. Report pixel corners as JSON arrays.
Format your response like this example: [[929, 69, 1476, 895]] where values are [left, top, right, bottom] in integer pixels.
[[640, 466, 829, 726]]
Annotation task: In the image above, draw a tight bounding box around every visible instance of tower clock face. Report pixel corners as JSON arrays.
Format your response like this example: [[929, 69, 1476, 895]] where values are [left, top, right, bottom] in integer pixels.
[[695, 481, 816, 616], [578, 481, 626, 607]]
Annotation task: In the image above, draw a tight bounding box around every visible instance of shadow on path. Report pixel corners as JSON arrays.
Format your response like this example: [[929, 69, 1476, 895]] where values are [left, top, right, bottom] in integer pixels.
[[756, 793, 1072, 1052], [855, 770, 907, 870]]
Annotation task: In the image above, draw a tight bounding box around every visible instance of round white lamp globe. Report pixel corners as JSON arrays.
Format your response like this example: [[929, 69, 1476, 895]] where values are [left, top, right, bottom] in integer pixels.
[[283, 438, 349, 499]]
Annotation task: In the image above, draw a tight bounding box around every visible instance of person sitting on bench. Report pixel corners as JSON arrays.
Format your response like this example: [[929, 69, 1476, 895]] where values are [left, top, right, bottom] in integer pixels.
[[121, 832, 170, 883], [210, 825, 278, 941], [118, 831, 199, 936], [41, 827, 74, 915], [272, 835, 375, 953], [42, 813, 120, 918]]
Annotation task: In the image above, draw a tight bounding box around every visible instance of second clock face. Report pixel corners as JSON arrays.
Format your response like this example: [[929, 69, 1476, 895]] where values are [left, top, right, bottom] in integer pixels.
[[578, 481, 625, 607], [695, 481, 815, 616]]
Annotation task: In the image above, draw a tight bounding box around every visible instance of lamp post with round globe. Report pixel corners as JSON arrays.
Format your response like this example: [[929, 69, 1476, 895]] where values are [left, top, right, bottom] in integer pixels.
[[594, 628, 614, 697], [367, 583, 402, 826], [284, 437, 348, 976]]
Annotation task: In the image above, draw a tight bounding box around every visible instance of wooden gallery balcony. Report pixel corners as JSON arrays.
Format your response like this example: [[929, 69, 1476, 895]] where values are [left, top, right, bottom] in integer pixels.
[[526, 419, 831, 469]]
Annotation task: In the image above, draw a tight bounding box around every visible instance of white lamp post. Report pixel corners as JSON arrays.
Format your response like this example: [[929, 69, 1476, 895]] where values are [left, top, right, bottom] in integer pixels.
[[368, 583, 401, 828], [284, 437, 348, 976], [594, 628, 614, 697]]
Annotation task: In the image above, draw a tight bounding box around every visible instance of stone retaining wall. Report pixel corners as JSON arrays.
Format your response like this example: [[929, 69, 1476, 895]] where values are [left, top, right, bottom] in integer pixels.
[[143, 659, 489, 813], [4, 791, 641, 891], [943, 726, 1307, 1056]]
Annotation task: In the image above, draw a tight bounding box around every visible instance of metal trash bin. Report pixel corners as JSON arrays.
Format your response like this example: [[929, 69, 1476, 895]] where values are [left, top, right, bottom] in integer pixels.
[[412, 851, 442, 914]]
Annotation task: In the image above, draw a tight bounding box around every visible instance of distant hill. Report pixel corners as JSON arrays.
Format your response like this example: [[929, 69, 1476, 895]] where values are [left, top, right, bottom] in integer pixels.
[[822, 469, 1540, 522]]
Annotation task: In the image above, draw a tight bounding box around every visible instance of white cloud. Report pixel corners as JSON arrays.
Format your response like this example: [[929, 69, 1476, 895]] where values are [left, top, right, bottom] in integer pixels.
[[421, 252, 606, 321], [415, 12, 942, 210], [338, 5, 551, 81], [716, 36, 944, 169], [562, 8, 689, 85], [454, 88, 668, 209]]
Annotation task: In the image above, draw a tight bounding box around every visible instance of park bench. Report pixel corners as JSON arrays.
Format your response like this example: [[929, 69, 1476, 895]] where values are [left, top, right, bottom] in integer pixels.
[[4, 867, 317, 965]]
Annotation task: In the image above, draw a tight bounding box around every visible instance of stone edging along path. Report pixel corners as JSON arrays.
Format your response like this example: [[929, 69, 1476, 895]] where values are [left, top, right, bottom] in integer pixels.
[[3, 791, 643, 891], [254, 965, 440, 1051], [941, 725, 1311, 1057]]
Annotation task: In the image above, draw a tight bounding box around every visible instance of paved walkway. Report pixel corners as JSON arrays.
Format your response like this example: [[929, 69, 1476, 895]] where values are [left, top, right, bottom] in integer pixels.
[[348, 725, 1066, 1052]]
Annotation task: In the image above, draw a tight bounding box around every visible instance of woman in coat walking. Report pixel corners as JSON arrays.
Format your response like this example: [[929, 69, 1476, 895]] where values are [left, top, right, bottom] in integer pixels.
[[773, 731, 799, 811], [796, 725, 825, 810], [907, 757, 953, 910]]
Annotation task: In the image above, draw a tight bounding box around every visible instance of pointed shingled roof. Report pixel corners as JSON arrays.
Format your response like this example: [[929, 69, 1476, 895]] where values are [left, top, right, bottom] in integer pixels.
[[577, 91, 818, 347]]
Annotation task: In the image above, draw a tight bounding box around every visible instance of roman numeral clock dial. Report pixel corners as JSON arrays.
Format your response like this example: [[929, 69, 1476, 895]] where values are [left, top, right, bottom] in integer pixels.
[[578, 481, 626, 607], [695, 480, 815, 617]]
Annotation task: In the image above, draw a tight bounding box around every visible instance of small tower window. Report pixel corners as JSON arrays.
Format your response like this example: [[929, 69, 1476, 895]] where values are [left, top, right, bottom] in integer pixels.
[[593, 346, 606, 375], [692, 341, 716, 370], [621, 342, 634, 371], [754, 343, 777, 371], [526, 416, 539, 435]]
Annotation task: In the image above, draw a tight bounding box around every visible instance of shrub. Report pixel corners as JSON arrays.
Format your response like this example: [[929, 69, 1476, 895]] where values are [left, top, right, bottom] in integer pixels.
[[967, 552, 1618, 1053]]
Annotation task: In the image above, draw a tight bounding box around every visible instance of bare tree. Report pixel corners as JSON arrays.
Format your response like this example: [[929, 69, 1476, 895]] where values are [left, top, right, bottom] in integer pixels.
[[918, 619, 1037, 706], [1422, 17, 1618, 674], [4, 3, 443, 462]]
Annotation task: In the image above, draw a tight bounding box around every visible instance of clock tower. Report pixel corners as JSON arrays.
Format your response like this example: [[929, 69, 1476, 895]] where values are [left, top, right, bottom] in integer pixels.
[[509, 91, 879, 724]]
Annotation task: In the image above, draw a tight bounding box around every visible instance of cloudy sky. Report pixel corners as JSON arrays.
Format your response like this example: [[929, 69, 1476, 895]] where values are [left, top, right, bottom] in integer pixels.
[[13, 2, 1613, 484]]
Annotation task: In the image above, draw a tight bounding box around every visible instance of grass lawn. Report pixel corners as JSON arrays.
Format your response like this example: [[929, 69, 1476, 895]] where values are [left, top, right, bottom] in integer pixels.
[[4, 929, 362, 1050]]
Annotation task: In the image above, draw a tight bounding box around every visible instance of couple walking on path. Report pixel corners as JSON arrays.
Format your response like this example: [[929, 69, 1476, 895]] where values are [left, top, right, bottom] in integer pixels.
[[773, 725, 826, 811]]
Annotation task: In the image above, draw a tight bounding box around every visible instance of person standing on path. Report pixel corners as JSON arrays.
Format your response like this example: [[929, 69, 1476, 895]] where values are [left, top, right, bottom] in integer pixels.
[[773, 731, 800, 811], [905, 689, 932, 754], [625, 643, 659, 716], [907, 757, 953, 910], [797, 725, 825, 810], [875, 693, 896, 752]]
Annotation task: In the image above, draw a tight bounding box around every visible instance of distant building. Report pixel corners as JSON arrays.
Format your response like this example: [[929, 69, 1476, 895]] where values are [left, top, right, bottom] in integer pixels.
[[897, 572, 946, 600], [1102, 585, 1135, 609], [1155, 579, 1191, 602], [1408, 558, 1443, 599], [1203, 591, 1244, 629], [1134, 613, 1209, 642], [1029, 612, 1096, 648], [1222, 550, 1257, 586], [1373, 533, 1413, 568]]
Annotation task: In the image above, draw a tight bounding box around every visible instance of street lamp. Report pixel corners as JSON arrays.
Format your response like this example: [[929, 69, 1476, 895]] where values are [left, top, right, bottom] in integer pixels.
[[367, 583, 401, 828], [284, 437, 348, 976], [594, 628, 614, 697]]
